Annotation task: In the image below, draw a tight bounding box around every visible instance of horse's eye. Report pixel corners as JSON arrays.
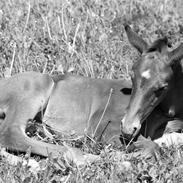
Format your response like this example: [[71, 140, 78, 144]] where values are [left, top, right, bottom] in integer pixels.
[[154, 86, 166, 97]]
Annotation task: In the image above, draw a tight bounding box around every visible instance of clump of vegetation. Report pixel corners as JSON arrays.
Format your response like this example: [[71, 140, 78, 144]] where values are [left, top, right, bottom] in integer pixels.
[[1, 0, 183, 182]]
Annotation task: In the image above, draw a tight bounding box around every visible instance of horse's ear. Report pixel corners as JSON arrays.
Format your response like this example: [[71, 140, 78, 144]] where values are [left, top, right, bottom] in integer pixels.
[[124, 24, 148, 54], [168, 43, 183, 64], [147, 37, 169, 54]]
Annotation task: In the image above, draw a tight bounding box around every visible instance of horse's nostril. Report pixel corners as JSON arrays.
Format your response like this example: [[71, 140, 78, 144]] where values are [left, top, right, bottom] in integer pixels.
[[132, 124, 141, 137], [133, 127, 137, 132]]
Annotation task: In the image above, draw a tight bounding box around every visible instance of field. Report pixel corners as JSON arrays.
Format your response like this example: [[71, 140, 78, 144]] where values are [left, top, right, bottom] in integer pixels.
[[0, 0, 183, 182]]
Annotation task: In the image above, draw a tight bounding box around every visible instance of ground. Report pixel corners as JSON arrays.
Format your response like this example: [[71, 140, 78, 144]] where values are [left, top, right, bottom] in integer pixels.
[[0, 0, 183, 182]]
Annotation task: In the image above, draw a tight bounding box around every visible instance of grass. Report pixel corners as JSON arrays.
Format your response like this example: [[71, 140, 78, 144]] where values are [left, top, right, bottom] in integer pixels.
[[0, 0, 183, 182]]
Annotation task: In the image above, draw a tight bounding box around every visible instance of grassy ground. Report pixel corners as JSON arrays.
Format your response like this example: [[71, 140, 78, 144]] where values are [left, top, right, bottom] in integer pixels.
[[1, 0, 183, 182]]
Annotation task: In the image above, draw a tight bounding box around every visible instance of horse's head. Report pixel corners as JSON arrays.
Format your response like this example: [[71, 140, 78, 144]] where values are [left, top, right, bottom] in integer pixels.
[[121, 25, 183, 139]]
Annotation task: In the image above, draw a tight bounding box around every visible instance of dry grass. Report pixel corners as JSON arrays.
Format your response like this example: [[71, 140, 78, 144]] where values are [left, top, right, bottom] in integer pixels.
[[1, 0, 183, 182]]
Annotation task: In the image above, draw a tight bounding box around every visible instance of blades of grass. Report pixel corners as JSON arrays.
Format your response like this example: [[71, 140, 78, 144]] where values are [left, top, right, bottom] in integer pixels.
[[23, 1, 31, 34], [10, 43, 16, 76], [61, 2, 68, 43], [93, 88, 113, 138]]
